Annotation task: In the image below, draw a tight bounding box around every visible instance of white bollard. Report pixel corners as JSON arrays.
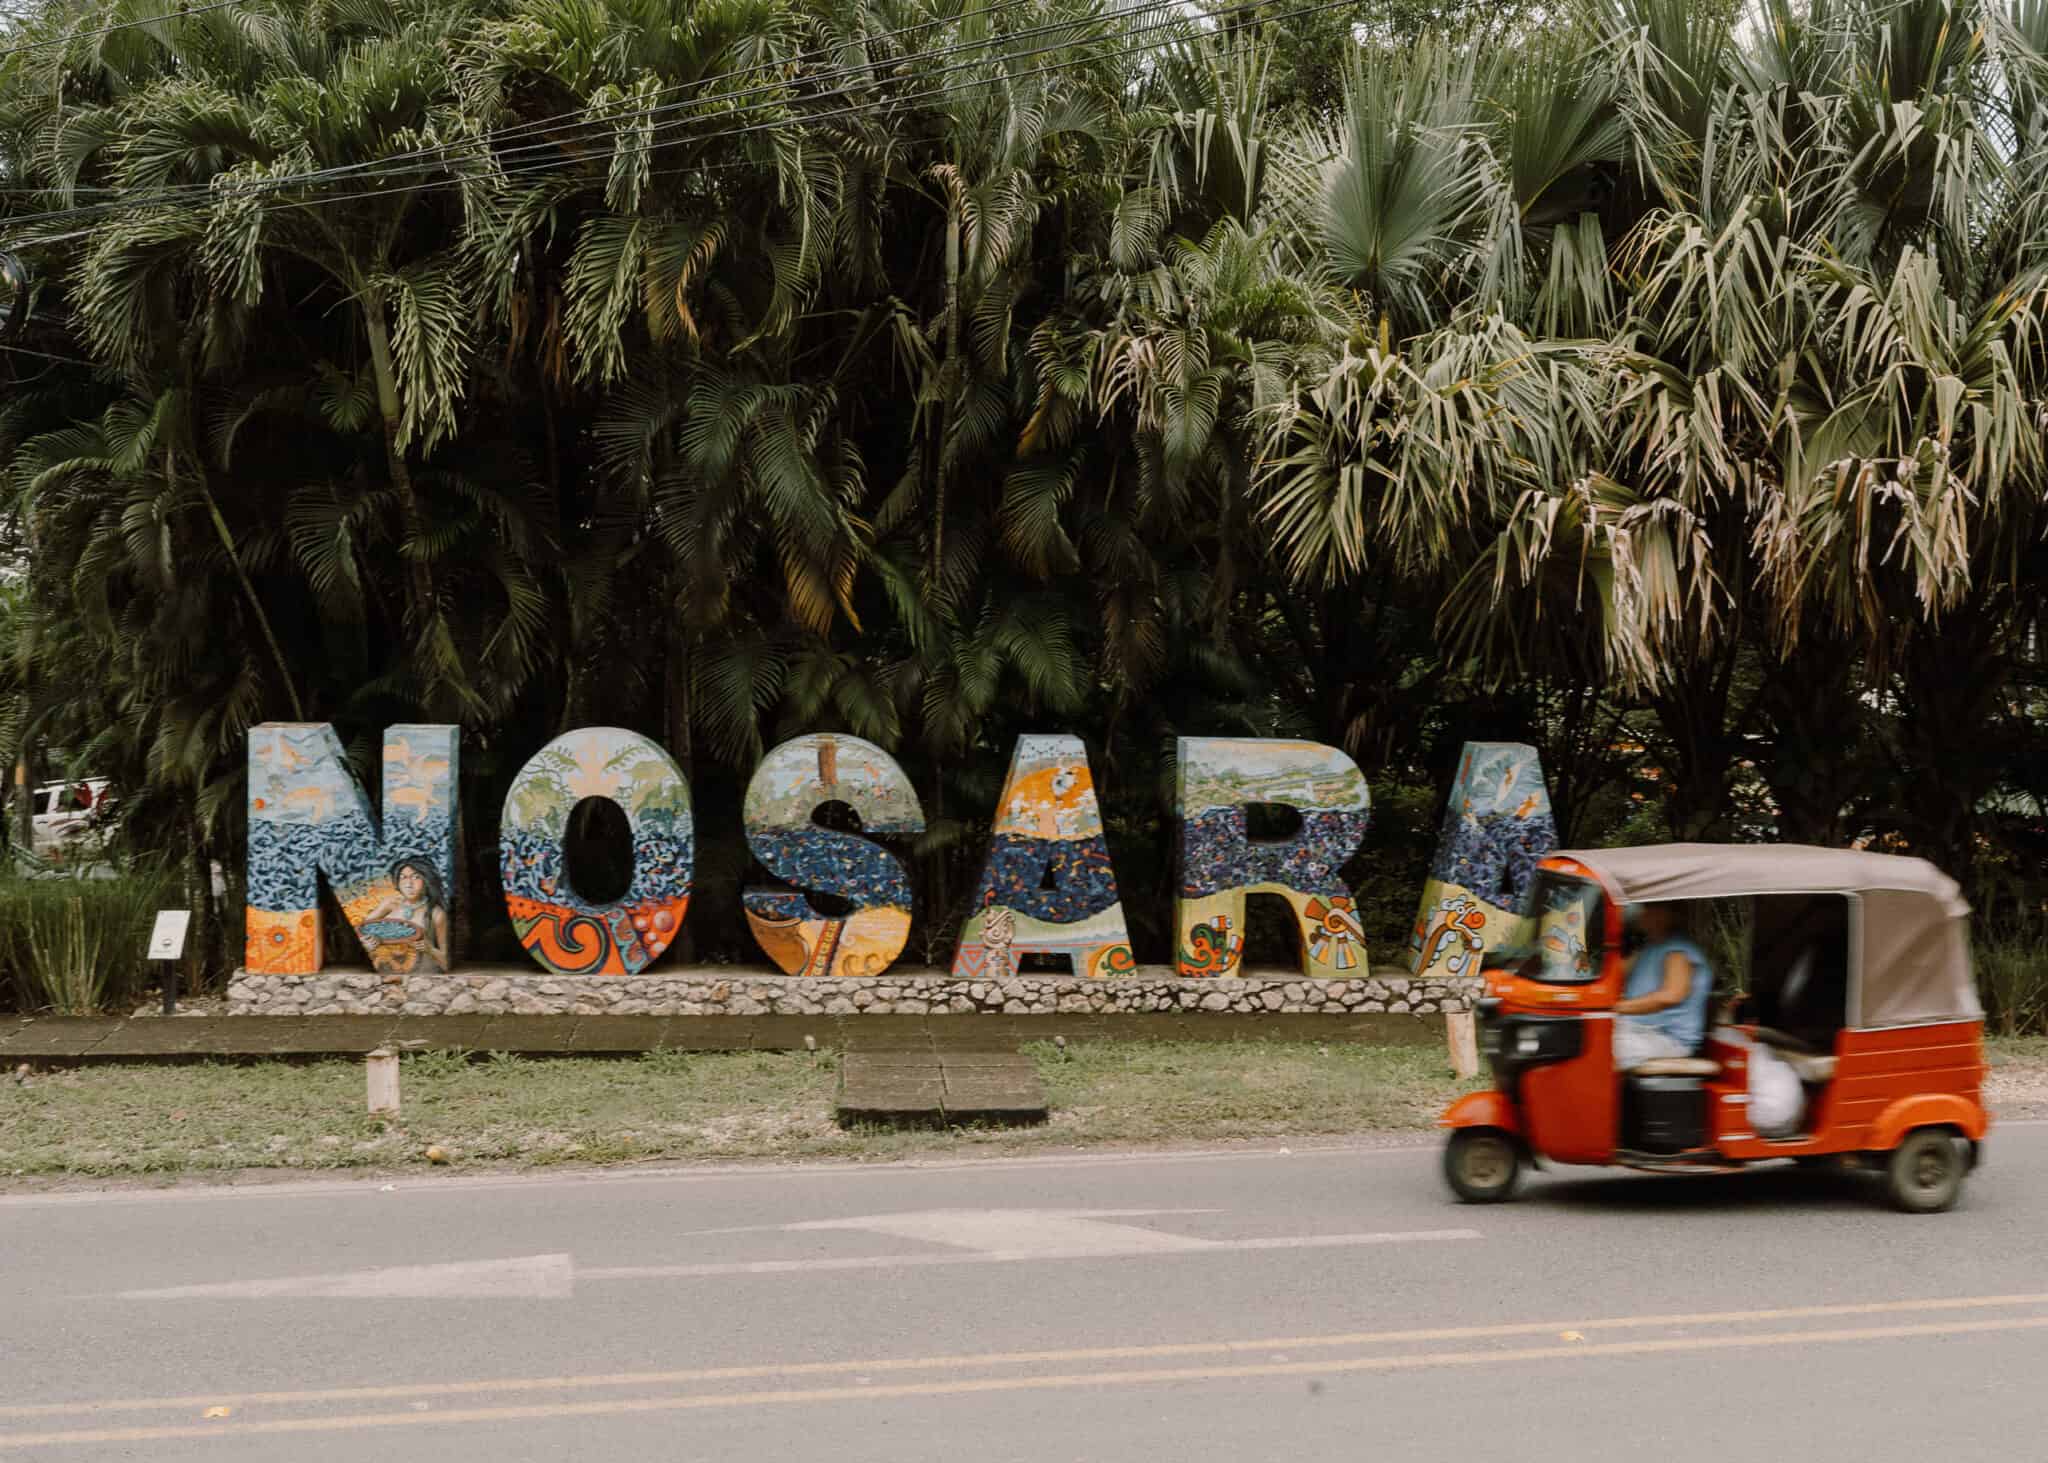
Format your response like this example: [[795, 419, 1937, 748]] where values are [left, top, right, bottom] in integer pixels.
[[366, 1047, 401, 1117], [1446, 1010, 1480, 1080]]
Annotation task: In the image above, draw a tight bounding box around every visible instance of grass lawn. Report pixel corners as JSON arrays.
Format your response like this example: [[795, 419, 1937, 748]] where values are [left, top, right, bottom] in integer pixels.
[[0, 1040, 1479, 1181], [4, 1036, 2042, 1184]]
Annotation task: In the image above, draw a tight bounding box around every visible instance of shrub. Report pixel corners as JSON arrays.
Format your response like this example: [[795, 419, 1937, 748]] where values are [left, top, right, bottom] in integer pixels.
[[0, 865, 177, 1014], [1975, 923, 2048, 1037]]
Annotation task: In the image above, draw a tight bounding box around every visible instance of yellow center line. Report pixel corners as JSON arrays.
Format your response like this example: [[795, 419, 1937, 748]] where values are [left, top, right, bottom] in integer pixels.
[[5, 1312, 2048, 1448], [3, 1291, 2048, 1423]]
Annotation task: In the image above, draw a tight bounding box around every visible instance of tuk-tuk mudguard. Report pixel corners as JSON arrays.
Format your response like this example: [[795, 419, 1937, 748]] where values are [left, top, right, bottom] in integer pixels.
[[1441, 1090, 1521, 1137], [1866, 1093, 1988, 1151]]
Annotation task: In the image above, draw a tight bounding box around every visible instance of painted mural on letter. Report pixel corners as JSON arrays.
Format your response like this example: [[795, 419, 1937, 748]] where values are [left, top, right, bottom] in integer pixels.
[[246, 723, 458, 975], [952, 735, 1135, 980], [1408, 741, 1558, 981], [742, 734, 925, 978], [1174, 738, 1371, 979], [499, 729, 692, 975]]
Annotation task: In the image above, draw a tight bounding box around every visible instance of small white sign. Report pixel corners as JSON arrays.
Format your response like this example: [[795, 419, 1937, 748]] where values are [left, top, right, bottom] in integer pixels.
[[147, 910, 191, 961]]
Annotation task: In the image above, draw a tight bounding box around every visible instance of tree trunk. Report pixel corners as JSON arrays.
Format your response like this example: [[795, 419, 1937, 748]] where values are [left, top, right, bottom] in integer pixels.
[[1890, 610, 2010, 883], [1756, 628, 1868, 846], [361, 289, 439, 631], [13, 750, 31, 861], [190, 460, 305, 721], [1649, 641, 1743, 840], [665, 603, 696, 964], [1534, 677, 1632, 846], [185, 804, 220, 991], [927, 198, 962, 593]]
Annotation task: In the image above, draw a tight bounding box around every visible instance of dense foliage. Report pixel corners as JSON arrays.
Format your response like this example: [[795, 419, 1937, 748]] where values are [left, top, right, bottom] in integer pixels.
[[2, 0, 2047, 983]]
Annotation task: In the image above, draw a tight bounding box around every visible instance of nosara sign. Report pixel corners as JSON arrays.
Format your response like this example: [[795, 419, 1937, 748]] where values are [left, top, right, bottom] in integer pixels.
[[245, 725, 1558, 984]]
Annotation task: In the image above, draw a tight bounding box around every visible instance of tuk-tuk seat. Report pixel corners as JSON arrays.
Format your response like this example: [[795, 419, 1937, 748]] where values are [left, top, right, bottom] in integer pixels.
[[1631, 1056, 1722, 1078], [1753, 1027, 1837, 1083], [1752, 1025, 1819, 1053], [1777, 1051, 1836, 1083]]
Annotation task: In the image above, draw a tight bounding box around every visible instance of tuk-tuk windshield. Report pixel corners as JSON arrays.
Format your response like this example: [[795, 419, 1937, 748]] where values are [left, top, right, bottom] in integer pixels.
[[1491, 871, 1603, 985]]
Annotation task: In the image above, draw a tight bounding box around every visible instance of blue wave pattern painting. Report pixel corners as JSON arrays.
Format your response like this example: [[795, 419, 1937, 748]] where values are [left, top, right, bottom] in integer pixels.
[[952, 735, 1134, 980], [1408, 741, 1558, 979], [972, 833, 1121, 923], [743, 830, 911, 914], [1425, 742, 1557, 911], [1174, 738, 1372, 978], [499, 729, 694, 975], [742, 734, 925, 977], [1176, 809, 1367, 900], [245, 723, 458, 974]]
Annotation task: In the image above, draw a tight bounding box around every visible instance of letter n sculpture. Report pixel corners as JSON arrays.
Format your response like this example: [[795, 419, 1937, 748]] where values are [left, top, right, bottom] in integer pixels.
[[952, 735, 1136, 980], [1174, 737, 1372, 978], [500, 729, 692, 975], [1408, 741, 1559, 980], [245, 723, 459, 974]]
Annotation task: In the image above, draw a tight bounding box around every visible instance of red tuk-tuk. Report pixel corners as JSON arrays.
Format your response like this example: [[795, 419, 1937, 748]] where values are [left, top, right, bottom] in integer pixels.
[[1440, 845, 1989, 1212]]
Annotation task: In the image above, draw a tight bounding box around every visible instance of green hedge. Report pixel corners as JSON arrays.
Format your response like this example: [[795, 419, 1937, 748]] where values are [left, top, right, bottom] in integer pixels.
[[0, 867, 175, 1015]]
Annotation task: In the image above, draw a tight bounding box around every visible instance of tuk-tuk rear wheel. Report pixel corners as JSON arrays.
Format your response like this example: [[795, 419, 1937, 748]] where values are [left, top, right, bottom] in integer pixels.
[[1444, 1127, 1521, 1204], [1884, 1128, 1966, 1214]]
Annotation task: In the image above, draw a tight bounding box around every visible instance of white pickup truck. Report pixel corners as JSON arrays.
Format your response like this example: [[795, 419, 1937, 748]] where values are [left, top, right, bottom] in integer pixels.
[[28, 777, 110, 859]]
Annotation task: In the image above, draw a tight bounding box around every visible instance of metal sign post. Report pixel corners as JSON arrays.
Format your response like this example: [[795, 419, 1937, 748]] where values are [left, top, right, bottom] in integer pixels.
[[148, 910, 192, 1014]]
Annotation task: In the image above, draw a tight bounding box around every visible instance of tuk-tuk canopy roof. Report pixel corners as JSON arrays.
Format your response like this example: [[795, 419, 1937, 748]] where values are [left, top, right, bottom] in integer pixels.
[[1549, 843, 1978, 1029]]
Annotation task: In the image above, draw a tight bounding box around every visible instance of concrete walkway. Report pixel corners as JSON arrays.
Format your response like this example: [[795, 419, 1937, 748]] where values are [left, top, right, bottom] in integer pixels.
[[0, 1010, 1444, 1063]]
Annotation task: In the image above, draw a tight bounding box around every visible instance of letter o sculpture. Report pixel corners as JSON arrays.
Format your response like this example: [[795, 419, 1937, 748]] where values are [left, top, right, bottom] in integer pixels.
[[500, 728, 693, 975]]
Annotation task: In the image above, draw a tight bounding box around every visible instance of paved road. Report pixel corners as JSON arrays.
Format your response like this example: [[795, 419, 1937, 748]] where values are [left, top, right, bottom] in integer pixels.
[[5, 1123, 2047, 1460]]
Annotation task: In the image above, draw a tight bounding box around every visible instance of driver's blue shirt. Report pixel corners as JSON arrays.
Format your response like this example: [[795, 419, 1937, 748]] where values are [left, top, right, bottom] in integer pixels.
[[1622, 937, 1712, 1051]]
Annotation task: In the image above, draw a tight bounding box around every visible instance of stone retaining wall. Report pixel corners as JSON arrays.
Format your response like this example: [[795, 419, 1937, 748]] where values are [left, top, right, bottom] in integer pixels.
[[226, 967, 1479, 1018]]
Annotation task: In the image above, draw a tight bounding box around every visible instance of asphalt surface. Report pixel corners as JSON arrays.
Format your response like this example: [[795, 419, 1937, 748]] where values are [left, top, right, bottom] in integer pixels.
[[6, 1122, 2047, 1460]]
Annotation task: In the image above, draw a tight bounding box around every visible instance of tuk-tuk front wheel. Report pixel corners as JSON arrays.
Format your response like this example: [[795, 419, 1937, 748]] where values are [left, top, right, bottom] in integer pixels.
[[1444, 1127, 1521, 1204], [1884, 1128, 1966, 1214]]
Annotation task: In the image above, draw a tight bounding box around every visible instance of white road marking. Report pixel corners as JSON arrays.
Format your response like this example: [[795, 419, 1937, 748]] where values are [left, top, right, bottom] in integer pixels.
[[114, 1212, 1480, 1298], [581, 1227, 1482, 1281], [783, 1208, 1224, 1255], [122, 1254, 574, 1301]]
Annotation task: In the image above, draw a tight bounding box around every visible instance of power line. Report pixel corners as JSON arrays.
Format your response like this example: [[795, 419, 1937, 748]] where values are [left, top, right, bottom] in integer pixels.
[[2, 0, 1233, 237], [436, 0, 1183, 182], [0, 0, 1180, 235], [244, 0, 1325, 219], [0, 0, 1332, 369], [248, 0, 1073, 196], [4, 0, 1212, 233], [0, 0, 249, 61], [0, 340, 96, 365], [0, 0, 1079, 228]]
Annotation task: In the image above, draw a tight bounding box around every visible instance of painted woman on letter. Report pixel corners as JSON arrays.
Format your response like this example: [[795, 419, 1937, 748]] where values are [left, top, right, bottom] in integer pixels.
[[359, 858, 452, 974]]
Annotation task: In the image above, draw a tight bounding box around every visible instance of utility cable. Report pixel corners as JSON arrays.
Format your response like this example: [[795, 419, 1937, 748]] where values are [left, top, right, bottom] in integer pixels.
[[0, 0, 1090, 221], [0, 0, 1201, 232], [0, 0, 249, 61], [0, 0, 1334, 242]]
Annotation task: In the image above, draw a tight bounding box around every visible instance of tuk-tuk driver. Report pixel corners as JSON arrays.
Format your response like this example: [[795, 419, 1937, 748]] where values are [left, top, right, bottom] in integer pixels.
[[1613, 902, 1713, 1070]]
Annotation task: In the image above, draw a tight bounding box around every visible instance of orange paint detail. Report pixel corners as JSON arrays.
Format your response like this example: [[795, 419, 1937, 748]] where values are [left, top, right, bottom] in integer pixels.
[[505, 893, 689, 977], [245, 907, 318, 975]]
